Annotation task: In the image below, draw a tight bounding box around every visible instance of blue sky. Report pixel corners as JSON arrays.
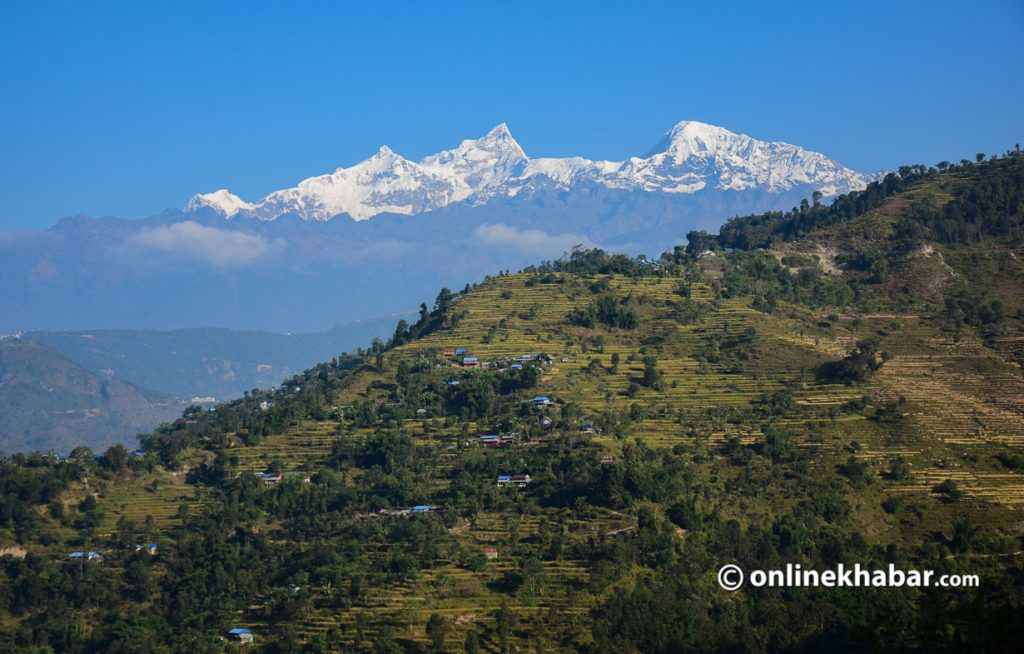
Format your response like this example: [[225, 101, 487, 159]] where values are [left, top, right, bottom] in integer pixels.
[[0, 0, 1021, 229]]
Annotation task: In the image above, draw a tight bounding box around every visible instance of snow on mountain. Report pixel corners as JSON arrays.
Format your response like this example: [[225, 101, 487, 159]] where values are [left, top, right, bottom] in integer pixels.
[[187, 121, 869, 222], [419, 123, 529, 201], [185, 189, 255, 217]]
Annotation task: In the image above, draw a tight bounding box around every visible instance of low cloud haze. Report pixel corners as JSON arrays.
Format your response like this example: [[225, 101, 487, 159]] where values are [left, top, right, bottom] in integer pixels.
[[473, 223, 592, 256], [124, 221, 283, 268]]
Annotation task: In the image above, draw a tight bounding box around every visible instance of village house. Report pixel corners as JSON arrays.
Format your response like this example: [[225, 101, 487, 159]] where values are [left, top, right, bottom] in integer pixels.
[[479, 434, 502, 448], [227, 628, 254, 644], [497, 473, 532, 488], [68, 551, 102, 561], [259, 472, 284, 486], [462, 356, 480, 367], [443, 348, 456, 357], [484, 547, 499, 560]]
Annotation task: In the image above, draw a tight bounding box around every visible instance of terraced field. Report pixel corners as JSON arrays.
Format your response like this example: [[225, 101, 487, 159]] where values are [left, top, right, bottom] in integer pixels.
[[97, 467, 206, 536], [159, 266, 1022, 649]]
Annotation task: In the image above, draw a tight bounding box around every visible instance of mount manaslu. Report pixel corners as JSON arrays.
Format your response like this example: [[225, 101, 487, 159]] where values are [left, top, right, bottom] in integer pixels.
[[187, 121, 869, 223], [3, 120, 870, 333]]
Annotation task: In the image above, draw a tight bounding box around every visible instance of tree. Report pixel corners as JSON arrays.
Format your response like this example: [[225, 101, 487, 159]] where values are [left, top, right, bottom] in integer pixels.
[[817, 337, 885, 384], [434, 287, 454, 314], [426, 613, 448, 653], [495, 603, 515, 653], [934, 478, 964, 502], [641, 356, 662, 389], [103, 444, 128, 472], [762, 425, 794, 461], [685, 230, 717, 256], [392, 319, 409, 344], [465, 632, 481, 654]]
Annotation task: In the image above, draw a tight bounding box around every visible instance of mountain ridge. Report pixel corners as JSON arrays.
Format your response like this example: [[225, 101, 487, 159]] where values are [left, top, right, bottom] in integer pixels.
[[187, 120, 870, 222]]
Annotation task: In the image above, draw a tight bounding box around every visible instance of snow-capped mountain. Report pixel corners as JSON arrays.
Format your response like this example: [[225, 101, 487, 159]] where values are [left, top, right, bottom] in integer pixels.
[[187, 121, 869, 222]]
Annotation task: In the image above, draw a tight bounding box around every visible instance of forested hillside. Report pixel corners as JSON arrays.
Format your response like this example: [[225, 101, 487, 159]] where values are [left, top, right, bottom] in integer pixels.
[[1, 151, 1023, 653]]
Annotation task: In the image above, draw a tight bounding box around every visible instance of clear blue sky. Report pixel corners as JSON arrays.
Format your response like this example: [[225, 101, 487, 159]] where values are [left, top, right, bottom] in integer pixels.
[[1, 0, 1021, 229]]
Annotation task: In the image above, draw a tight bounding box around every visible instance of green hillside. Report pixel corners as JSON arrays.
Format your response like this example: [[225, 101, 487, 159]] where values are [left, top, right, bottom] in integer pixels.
[[1, 152, 1023, 653]]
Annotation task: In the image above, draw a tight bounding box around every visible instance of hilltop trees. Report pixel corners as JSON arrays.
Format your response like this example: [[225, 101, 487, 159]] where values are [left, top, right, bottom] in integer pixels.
[[717, 152, 1023, 250]]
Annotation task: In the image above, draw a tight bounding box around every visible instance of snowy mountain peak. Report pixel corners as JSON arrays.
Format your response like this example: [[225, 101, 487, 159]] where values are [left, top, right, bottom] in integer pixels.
[[668, 119, 730, 139], [187, 121, 869, 222], [665, 120, 738, 156], [434, 123, 527, 162], [486, 122, 513, 139], [185, 189, 254, 218]]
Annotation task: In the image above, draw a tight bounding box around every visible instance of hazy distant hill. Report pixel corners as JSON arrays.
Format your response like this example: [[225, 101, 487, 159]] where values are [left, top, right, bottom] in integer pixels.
[[26, 314, 409, 401], [0, 338, 182, 454]]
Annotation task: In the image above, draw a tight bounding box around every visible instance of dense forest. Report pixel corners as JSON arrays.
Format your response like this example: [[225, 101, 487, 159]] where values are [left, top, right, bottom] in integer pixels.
[[1, 150, 1023, 653]]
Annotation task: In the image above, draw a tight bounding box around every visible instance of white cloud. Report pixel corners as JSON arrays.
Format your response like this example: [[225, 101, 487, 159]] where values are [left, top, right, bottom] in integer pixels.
[[124, 221, 282, 268], [472, 223, 592, 255]]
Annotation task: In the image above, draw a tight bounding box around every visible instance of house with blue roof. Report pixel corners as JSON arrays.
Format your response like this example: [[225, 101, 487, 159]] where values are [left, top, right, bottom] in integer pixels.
[[227, 628, 254, 644], [497, 473, 532, 488], [259, 472, 284, 486], [68, 551, 102, 561]]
